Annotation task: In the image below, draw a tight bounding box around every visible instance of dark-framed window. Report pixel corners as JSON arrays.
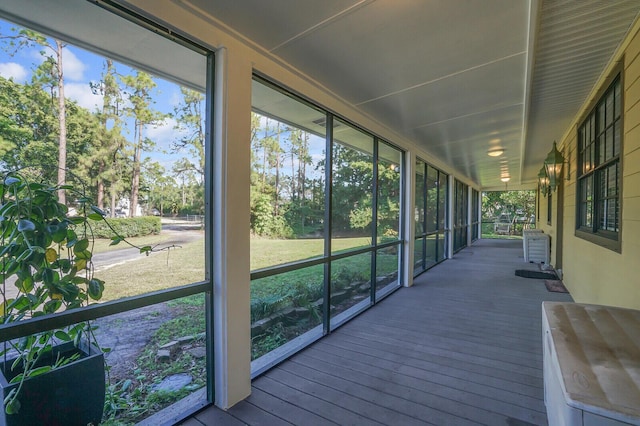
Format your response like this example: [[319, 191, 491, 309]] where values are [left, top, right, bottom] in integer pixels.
[[249, 75, 405, 376], [471, 189, 480, 242], [413, 159, 448, 276], [576, 75, 622, 251], [453, 179, 468, 253], [0, 2, 213, 423]]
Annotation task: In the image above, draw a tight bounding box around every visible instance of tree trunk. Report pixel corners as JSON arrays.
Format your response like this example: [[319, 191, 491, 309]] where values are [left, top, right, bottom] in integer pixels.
[[130, 120, 142, 217], [96, 175, 104, 209], [110, 185, 117, 218], [55, 40, 67, 204]]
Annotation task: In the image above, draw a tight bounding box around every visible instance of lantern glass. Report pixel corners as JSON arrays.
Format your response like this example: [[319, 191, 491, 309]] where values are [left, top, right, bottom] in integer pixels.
[[544, 141, 564, 192]]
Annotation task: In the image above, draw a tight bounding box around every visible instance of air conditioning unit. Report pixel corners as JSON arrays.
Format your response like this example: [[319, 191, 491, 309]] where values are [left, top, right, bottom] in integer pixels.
[[542, 302, 640, 425], [524, 232, 549, 264]]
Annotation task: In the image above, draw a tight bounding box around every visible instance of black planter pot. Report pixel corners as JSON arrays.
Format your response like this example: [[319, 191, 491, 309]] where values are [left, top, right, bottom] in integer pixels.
[[0, 341, 105, 426]]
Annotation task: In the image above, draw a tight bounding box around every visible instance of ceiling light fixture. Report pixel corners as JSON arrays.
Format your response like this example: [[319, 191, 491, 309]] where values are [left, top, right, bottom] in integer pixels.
[[488, 149, 504, 157]]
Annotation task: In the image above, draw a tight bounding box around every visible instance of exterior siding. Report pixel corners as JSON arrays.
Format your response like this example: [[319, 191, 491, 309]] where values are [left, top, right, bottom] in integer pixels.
[[558, 19, 640, 310]]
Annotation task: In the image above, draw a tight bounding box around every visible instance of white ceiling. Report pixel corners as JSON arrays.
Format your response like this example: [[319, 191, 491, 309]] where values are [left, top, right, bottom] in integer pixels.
[[179, 0, 640, 188]]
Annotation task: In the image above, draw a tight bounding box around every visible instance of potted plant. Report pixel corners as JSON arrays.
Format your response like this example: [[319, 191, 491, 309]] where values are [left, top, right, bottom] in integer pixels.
[[0, 170, 117, 425]]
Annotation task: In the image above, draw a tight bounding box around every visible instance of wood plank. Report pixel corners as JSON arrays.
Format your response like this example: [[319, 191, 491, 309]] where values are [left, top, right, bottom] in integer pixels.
[[278, 360, 483, 426], [309, 339, 544, 405], [225, 400, 293, 426], [190, 407, 247, 426], [313, 332, 542, 396], [288, 351, 521, 425], [264, 368, 433, 426], [252, 375, 385, 426], [242, 387, 338, 426]]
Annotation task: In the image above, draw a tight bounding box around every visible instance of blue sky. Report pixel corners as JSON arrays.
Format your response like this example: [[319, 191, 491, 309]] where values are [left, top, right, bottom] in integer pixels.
[[0, 17, 197, 172]]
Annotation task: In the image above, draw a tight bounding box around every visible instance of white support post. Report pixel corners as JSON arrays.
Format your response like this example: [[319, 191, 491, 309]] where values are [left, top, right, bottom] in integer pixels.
[[447, 177, 455, 259], [467, 186, 473, 247], [213, 47, 252, 409], [402, 151, 415, 287]]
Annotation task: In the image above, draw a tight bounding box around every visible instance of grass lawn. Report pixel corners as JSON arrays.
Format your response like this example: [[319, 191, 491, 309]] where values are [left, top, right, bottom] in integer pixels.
[[96, 235, 382, 301], [98, 239, 205, 301], [250, 236, 371, 270], [91, 233, 170, 254]]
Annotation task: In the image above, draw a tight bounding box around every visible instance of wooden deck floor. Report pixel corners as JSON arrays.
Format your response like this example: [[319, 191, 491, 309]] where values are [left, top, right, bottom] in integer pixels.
[[182, 239, 573, 426]]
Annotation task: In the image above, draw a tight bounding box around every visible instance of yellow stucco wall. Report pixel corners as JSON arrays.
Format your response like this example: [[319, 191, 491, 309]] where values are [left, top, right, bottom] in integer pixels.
[[554, 19, 640, 310]]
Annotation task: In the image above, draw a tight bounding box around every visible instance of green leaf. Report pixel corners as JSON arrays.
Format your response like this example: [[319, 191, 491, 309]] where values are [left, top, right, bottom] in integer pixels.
[[0, 299, 11, 316], [15, 248, 33, 263], [88, 213, 103, 221], [43, 299, 62, 314], [91, 206, 106, 217], [17, 219, 35, 232], [74, 238, 89, 252], [71, 276, 88, 285], [109, 237, 123, 246], [74, 249, 92, 260], [9, 295, 31, 312], [4, 395, 21, 414], [26, 365, 52, 378], [4, 176, 20, 186], [140, 245, 152, 256], [42, 268, 55, 284], [49, 223, 68, 243], [88, 279, 104, 300], [54, 330, 71, 341], [67, 216, 85, 225], [16, 275, 34, 293]]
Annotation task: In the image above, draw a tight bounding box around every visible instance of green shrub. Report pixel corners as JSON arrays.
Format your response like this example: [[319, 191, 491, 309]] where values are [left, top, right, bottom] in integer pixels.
[[92, 216, 161, 238]]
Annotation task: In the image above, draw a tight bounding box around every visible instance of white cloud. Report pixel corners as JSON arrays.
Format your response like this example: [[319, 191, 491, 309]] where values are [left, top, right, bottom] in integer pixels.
[[62, 48, 85, 81], [169, 90, 182, 109], [146, 117, 190, 151], [64, 82, 103, 111], [0, 62, 28, 82]]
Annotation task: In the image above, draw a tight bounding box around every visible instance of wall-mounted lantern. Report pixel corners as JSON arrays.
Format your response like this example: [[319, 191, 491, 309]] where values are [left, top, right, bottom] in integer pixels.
[[544, 141, 565, 192], [538, 166, 550, 196]]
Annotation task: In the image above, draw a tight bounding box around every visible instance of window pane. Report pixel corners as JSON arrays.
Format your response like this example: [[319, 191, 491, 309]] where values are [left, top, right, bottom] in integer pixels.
[[376, 246, 400, 297], [605, 90, 614, 125], [95, 295, 207, 423], [250, 79, 327, 268], [330, 253, 372, 329], [614, 125, 621, 157], [415, 160, 426, 235], [598, 199, 607, 231], [414, 237, 425, 276], [607, 163, 618, 196], [377, 142, 402, 244], [332, 121, 374, 253], [438, 173, 448, 230], [607, 200, 618, 231], [425, 233, 438, 269], [598, 134, 605, 165], [250, 264, 324, 360], [585, 176, 593, 227], [437, 233, 447, 262], [614, 79, 621, 118], [605, 127, 614, 161], [0, 17, 207, 301], [426, 166, 439, 233]]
